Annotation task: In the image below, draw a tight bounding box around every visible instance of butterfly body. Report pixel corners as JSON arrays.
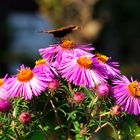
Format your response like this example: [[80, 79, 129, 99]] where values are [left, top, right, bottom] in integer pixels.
[[40, 25, 80, 38]]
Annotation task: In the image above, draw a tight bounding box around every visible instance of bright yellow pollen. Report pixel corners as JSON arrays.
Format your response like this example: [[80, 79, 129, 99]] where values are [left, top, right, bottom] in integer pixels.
[[96, 53, 109, 63], [17, 69, 34, 82], [127, 81, 140, 97], [77, 56, 92, 69], [0, 79, 4, 87], [35, 59, 46, 66], [60, 40, 74, 49]]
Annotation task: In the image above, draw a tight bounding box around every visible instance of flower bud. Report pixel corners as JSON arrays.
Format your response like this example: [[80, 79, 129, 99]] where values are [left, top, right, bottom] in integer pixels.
[[73, 92, 85, 103], [48, 80, 60, 92], [96, 83, 110, 97], [110, 105, 122, 116], [0, 99, 11, 112], [18, 112, 31, 124]]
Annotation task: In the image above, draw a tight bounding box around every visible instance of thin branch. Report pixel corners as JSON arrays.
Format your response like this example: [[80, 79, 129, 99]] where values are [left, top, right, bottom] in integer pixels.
[[65, 122, 72, 140], [89, 122, 109, 139], [93, 96, 98, 104], [43, 95, 51, 112], [31, 98, 49, 139], [0, 130, 17, 140], [14, 127, 21, 140], [94, 122, 108, 134], [38, 125, 49, 140], [100, 112, 110, 117], [50, 99, 65, 135], [98, 111, 111, 123], [87, 96, 98, 125], [11, 106, 21, 140], [68, 82, 74, 94]]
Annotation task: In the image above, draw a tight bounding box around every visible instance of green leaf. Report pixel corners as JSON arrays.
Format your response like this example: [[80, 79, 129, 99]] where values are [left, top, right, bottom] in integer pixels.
[[57, 108, 67, 116], [54, 125, 67, 130], [67, 111, 77, 121], [15, 98, 23, 105], [63, 85, 73, 96], [43, 125, 49, 132], [83, 87, 93, 100], [73, 121, 80, 131]]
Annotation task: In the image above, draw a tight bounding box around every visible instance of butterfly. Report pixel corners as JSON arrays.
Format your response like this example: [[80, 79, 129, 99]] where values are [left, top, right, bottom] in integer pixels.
[[39, 25, 80, 38]]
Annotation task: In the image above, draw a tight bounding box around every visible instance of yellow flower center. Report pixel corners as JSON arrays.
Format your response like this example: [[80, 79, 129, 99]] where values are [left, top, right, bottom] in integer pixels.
[[77, 56, 92, 69], [0, 79, 4, 87], [127, 81, 140, 97], [35, 59, 46, 66], [17, 68, 34, 82], [60, 40, 74, 49], [95, 53, 109, 63]]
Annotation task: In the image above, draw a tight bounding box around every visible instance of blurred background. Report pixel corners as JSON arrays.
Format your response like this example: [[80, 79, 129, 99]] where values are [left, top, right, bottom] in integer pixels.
[[0, 0, 140, 78]]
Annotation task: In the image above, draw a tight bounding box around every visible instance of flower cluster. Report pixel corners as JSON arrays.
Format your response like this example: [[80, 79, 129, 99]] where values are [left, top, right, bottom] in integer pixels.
[[0, 38, 140, 116]]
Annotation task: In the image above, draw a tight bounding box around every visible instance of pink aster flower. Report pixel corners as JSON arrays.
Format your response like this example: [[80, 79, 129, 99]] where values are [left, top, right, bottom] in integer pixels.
[[112, 75, 140, 115], [59, 55, 106, 88], [39, 40, 94, 64], [7, 65, 52, 100], [95, 53, 120, 78], [0, 75, 10, 99], [33, 58, 58, 79]]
